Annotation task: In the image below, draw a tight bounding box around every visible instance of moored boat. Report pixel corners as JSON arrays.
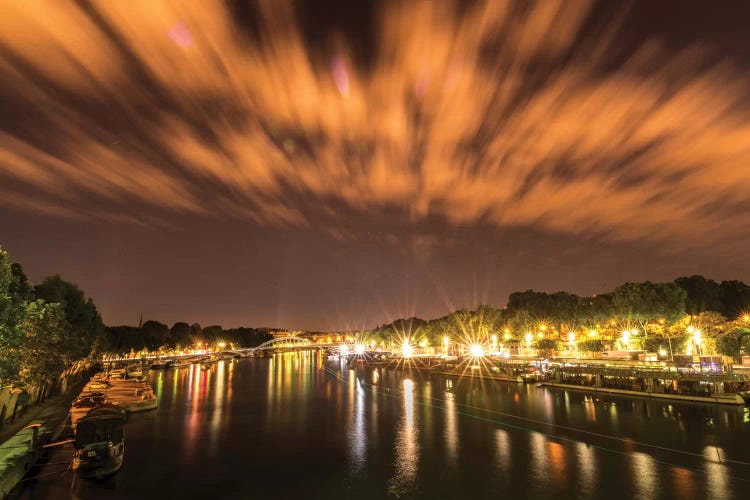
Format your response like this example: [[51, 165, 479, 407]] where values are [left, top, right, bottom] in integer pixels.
[[73, 404, 126, 479]]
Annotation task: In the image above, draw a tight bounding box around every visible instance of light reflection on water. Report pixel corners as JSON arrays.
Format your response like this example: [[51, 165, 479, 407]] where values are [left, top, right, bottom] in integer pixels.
[[389, 378, 418, 497], [21, 351, 750, 499], [444, 390, 458, 466]]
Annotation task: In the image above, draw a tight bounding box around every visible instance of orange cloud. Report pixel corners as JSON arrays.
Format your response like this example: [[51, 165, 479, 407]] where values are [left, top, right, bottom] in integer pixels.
[[0, 0, 748, 253]]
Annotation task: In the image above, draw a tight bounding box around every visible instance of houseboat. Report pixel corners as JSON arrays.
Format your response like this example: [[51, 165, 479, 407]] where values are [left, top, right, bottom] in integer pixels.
[[540, 363, 750, 405], [73, 404, 126, 479]]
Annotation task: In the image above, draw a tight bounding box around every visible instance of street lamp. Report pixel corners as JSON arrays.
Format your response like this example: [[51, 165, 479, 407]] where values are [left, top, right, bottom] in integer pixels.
[[469, 344, 485, 357], [401, 340, 414, 358]]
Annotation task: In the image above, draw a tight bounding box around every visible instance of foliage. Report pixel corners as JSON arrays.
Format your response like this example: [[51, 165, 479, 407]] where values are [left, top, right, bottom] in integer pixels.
[[141, 320, 170, 350], [16, 300, 72, 386], [612, 282, 686, 322], [0, 249, 31, 383], [715, 329, 749, 357], [169, 322, 192, 347], [675, 276, 722, 314], [719, 281, 750, 318], [578, 339, 604, 352], [534, 338, 558, 354], [35, 275, 104, 360]]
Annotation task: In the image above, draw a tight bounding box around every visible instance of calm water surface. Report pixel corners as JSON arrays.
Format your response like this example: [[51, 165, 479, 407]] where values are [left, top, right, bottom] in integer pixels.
[[20, 352, 750, 499]]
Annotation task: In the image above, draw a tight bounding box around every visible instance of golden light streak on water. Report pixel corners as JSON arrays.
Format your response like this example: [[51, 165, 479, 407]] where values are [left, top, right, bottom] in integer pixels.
[[389, 378, 418, 496]]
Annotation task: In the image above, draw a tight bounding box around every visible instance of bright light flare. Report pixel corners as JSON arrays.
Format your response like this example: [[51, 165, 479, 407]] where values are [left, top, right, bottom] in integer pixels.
[[469, 344, 485, 357], [354, 343, 365, 355], [340, 343, 349, 356], [401, 342, 414, 358]]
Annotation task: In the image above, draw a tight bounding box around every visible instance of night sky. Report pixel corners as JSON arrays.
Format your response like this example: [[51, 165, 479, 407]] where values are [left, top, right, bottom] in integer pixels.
[[1, 1, 749, 330]]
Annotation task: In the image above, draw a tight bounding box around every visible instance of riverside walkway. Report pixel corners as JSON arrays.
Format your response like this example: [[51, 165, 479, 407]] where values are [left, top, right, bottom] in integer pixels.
[[0, 380, 87, 498]]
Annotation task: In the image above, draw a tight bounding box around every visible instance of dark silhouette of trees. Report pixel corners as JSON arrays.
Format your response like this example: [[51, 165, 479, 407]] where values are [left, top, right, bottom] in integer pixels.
[[169, 322, 192, 347], [141, 320, 170, 351]]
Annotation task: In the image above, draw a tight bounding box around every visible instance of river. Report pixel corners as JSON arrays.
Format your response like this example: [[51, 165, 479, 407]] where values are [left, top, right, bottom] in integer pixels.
[[19, 351, 750, 499]]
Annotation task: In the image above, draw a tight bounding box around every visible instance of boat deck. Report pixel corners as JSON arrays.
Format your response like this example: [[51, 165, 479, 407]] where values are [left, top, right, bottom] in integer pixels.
[[71, 376, 158, 425]]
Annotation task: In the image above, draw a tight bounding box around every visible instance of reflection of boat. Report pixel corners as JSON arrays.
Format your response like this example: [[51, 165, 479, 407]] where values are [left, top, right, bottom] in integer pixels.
[[73, 404, 126, 479]]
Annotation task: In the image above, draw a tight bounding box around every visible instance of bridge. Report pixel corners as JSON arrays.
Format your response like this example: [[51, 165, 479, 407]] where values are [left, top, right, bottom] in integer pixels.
[[103, 337, 343, 364]]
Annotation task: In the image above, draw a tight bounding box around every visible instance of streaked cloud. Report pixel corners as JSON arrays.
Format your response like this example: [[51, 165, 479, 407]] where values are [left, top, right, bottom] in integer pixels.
[[1, 0, 748, 253]]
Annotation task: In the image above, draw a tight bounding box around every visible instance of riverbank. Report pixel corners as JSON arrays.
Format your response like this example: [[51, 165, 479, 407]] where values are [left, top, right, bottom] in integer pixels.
[[0, 378, 88, 499]]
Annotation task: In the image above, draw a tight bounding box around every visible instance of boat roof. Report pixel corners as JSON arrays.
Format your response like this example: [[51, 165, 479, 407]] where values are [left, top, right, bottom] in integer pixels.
[[78, 403, 126, 423]]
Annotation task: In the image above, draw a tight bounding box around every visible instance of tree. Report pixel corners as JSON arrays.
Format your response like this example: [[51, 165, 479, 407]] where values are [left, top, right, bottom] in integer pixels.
[[141, 320, 169, 350], [719, 281, 750, 318], [16, 300, 71, 389], [202, 325, 223, 343], [612, 282, 686, 323], [535, 338, 558, 356], [35, 275, 104, 360], [189, 323, 203, 343], [102, 325, 144, 353], [675, 276, 722, 314], [715, 329, 748, 357], [169, 322, 192, 347], [0, 248, 29, 383]]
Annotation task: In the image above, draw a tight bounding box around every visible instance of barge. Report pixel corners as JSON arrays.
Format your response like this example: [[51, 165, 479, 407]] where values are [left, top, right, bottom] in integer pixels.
[[539, 363, 749, 405]]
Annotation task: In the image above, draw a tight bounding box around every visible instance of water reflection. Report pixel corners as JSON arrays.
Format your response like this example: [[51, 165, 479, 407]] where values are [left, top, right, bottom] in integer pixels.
[[21, 353, 750, 500], [389, 378, 419, 496], [703, 446, 729, 497], [575, 441, 596, 497], [632, 452, 659, 499], [444, 390, 458, 466], [495, 429, 510, 475], [350, 378, 366, 473]]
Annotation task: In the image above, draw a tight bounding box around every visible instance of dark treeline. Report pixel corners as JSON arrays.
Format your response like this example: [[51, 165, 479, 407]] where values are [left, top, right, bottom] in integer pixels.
[[102, 321, 276, 353]]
